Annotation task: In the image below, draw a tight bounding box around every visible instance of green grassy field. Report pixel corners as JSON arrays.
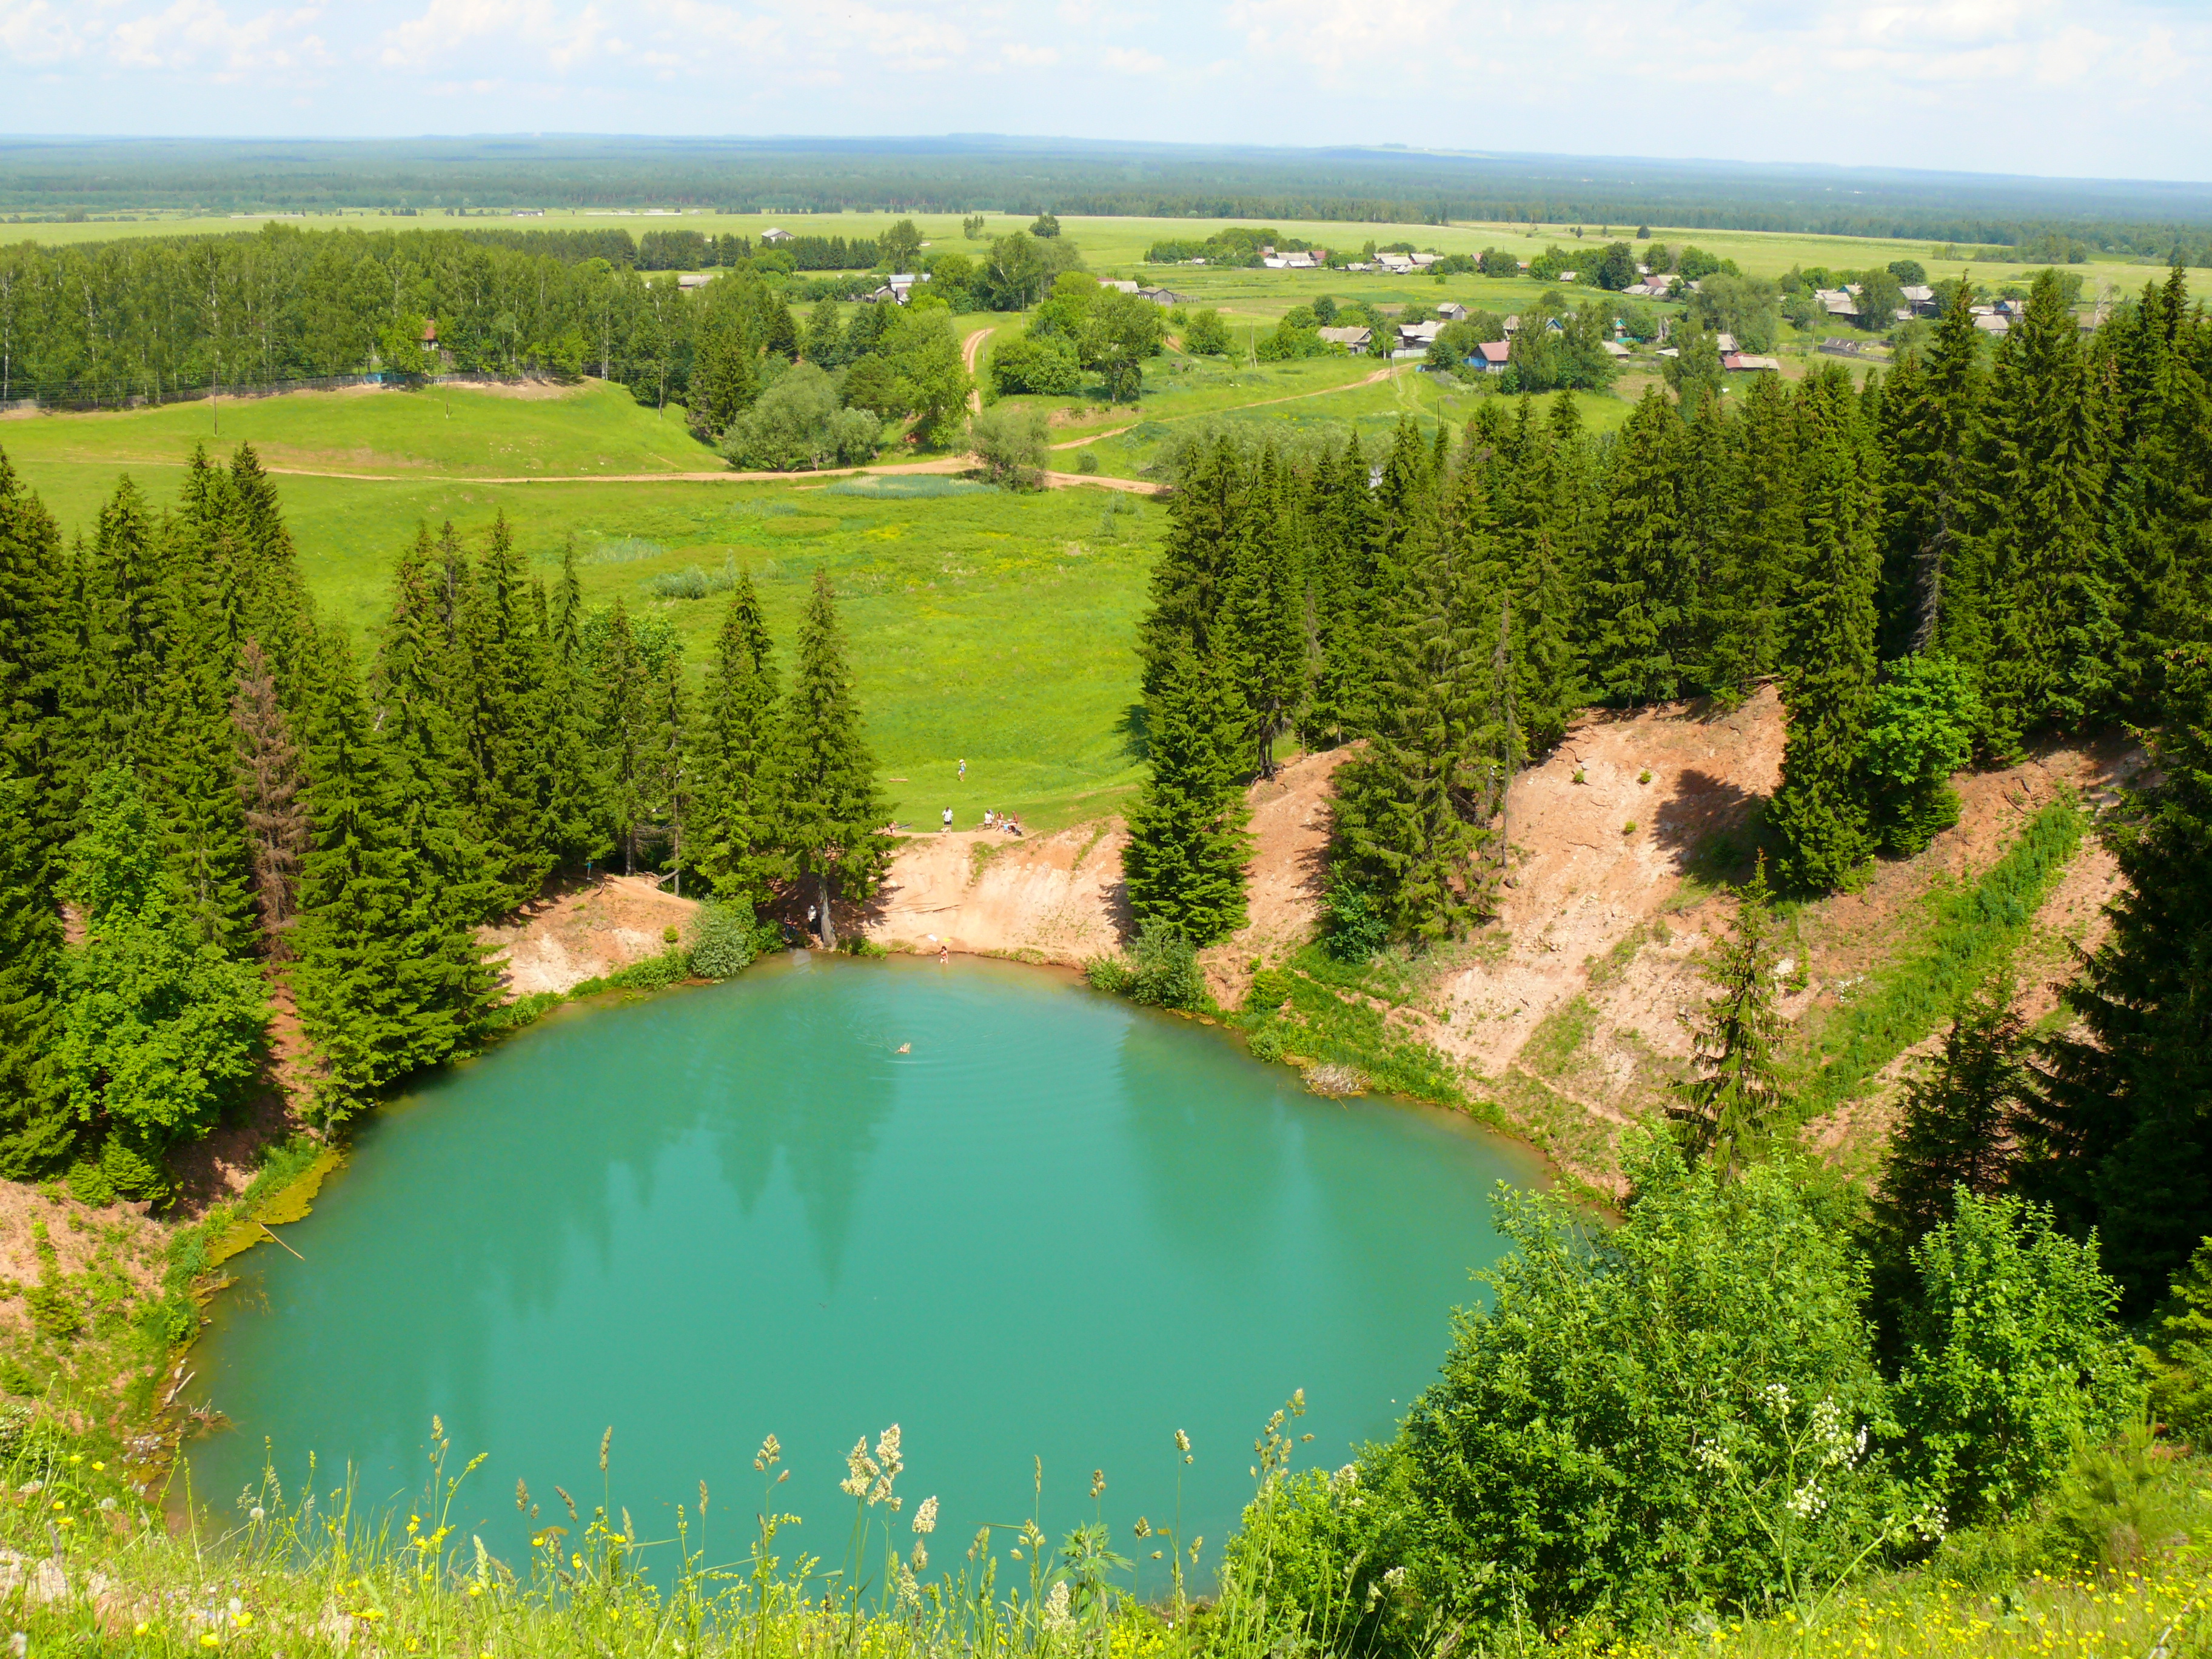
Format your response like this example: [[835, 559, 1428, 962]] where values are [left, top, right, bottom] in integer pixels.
[[0, 389, 1160, 834], [5, 205, 2180, 296]]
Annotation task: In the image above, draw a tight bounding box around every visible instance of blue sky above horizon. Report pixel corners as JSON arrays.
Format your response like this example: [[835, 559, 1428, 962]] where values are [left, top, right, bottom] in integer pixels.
[[0, 0, 2205, 185]]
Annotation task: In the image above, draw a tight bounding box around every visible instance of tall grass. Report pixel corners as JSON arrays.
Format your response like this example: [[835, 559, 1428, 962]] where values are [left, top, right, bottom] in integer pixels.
[[1789, 801, 2085, 1121], [823, 475, 988, 499]]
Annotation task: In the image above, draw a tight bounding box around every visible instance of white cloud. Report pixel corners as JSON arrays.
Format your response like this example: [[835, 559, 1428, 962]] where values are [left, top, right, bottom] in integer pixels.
[[0, 0, 2200, 180]]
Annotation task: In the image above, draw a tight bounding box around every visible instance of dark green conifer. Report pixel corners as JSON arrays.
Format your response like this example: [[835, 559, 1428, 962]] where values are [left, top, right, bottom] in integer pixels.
[[1216, 448, 1307, 777], [1709, 370, 1802, 697], [594, 597, 653, 876], [1328, 509, 1504, 942], [535, 540, 605, 868], [231, 637, 309, 961], [1878, 284, 1983, 661], [1122, 648, 1251, 945], [292, 635, 489, 1125], [454, 513, 552, 911], [1588, 389, 1687, 703], [2022, 654, 2212, 1311], [1667, 856, 1785, 1182], [1138, 435, 1244, 699], [693, 572, 783, 905], [0, 449, 67, 846], [779, 571, 888, 946], [1769, 369, 1881, 891], [0, 776, 69, 1177]]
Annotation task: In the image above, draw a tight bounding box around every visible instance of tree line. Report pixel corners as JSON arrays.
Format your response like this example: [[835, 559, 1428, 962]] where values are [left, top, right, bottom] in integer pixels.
[[1122, 266, 2210, 955], [0, 447, 887, 1202], [0, 220, 1080, 410]]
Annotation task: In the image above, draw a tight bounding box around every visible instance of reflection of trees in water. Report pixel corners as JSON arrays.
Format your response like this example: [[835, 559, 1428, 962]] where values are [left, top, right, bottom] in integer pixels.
[[206, 971, 901, 1498]]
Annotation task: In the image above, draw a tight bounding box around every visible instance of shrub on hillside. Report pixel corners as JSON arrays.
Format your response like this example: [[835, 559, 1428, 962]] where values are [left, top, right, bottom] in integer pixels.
[[1240, 1140, 1911, 1637], [1863, 654, 1981, 856]]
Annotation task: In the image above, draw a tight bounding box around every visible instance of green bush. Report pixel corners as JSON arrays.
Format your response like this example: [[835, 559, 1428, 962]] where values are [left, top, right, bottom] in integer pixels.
[[1865, 655, 1982, 856], [987, 335, 1081, 396], [1085, 927, 1210, 1012], [1319, 871, 1389, 962], [1267, 1140, 1911, 1637], [606, 948, 691, 992], [2043, 1418, 2187, 1573], [689, 902, 758, 981], [1181, 308, 1231, 356], [1895, 1191, 2140, 1526]]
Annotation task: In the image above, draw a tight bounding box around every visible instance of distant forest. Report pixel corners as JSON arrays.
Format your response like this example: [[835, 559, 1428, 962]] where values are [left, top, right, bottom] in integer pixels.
[[4, 137, 2212, 262]]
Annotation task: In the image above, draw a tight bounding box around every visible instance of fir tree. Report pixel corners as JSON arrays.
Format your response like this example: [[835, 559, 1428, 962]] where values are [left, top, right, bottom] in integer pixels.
[[1216, 448, 1307, 777], [2022, 653, 2212, 1312], [1301, 438, 1379, 748], [594, 597, 652, 876], [67, 477, 169, 794], [1328, 509, 1505, 942], [1667, 856, 1785, 1181], [535, 539, 605, 868], [1879, 283, 1983, 661], [1588, 389, 1687, 703], [230, 637, 309, 961], [150, 592, 258, 956], [226, 444, 315, 712], [292, 635, 489, 1125], [1971, 269, 2118, 750], [454, 512, 552, 911], [693, 572, 783, 905], [1121, 647, 1252, 945], [1769, 369, 1881, 892], [649, 649, 694, 896], [1861, 969, 2031, 1353], [779, 570, 888, 946], [0, 776, 69, 1178]]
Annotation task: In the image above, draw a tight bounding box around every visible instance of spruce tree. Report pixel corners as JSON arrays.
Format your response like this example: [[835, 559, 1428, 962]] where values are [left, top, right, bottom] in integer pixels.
[[649, 649, 694, 896], [1328, 509, 1504, 942], [373, 530, 493, 918], [1300, 437, 1380, 748], [2022, 654, 2212, 1312], [1122, 647, 1252, 945], [0, 449, 67, 848], [535, 539, 606, 868], [0, 776, 69, 1178], [1862, 969, 2031, 1352], [1769, 369, 1880, 892], [693, 572, 783, 905], [454, 512, 552, 910], [1877, 284, 1983, 662], [151, 592, 258, 956], [1667, 856, 1785, 1181], [293, 635, 489, 1124], [231, 637, 309, 960], [67, 477, 169, 795], [595, 597, 652, 876], [226, 444, 315, 713], [1216, 447, 1307, 777], [1138, 435, 1244, 698], [779, 570, 888, 946], [1709, 369, 1801, 697], [1587, 389, 1687, 703], [1971, 269, 2117, 750]]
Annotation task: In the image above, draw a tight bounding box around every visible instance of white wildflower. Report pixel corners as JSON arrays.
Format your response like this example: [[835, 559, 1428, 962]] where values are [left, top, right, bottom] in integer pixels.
[[1041, 1581, 1073, 1635]]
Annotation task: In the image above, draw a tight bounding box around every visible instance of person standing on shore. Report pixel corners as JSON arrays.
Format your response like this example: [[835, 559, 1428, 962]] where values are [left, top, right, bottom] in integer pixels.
[[942, 806, 953, 831]]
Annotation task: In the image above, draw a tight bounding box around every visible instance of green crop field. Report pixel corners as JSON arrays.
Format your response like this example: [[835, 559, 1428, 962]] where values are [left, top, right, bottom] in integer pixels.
[[0, 388, 1168, 834]]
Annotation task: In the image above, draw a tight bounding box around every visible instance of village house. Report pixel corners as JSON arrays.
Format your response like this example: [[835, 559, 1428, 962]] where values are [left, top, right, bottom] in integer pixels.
[[1137, 286, 1188, 306], [1724, 352, 1783, 372], [1901, 283, 1937, 315], [1472, 340, 1512, 372], [760, 227, 794, 244], [1317, 324, 1373, 351], [677, 272, 714, 290], [1435, 301, 1469, 321]]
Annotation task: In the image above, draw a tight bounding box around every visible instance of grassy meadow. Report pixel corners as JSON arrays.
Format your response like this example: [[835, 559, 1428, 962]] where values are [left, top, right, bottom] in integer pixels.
[[0, 386, 1163, 833]]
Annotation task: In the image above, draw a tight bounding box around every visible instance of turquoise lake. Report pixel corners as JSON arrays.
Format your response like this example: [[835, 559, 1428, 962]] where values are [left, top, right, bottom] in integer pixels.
[[185, 953, 1541, 1590]]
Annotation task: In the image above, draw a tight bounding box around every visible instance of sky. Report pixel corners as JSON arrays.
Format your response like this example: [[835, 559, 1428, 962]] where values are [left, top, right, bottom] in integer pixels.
[[0, 0, 2206, 183]]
